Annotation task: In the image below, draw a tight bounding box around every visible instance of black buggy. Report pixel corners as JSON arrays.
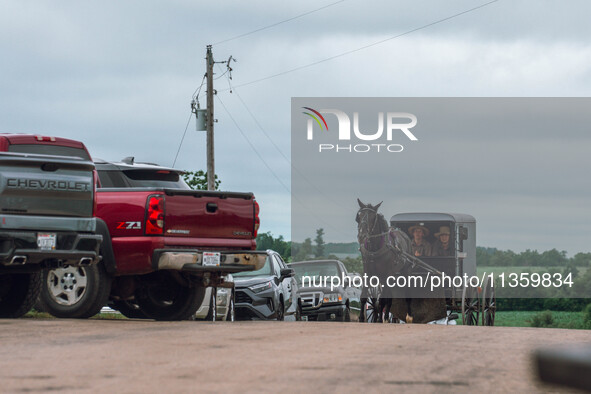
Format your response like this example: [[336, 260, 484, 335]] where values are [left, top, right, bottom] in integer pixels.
[[388, 212, 495, 325], [356, 201, 495, 326]]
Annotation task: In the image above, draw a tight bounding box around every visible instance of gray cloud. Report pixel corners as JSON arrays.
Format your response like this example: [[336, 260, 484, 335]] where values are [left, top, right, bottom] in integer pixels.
[[1, 1, 591, 251]]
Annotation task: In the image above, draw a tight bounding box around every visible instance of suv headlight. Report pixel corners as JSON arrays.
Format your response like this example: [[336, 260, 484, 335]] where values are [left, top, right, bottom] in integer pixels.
[[323, 293, 342, 304], [249, 281, 272, 293]]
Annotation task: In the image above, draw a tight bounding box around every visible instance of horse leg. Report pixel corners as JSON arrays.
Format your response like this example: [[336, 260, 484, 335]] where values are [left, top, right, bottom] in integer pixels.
[[359, 297, 367, 323], [405, 298, 413, 324], [383, 298, 392, 323]]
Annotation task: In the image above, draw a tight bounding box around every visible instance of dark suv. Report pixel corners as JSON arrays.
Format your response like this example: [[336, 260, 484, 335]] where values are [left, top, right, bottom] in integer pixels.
[[233, 250, 297, 321], [290, 260, 351, 322]]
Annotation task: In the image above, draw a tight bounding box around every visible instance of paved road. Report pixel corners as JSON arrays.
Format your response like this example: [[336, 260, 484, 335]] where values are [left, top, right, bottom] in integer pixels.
[[0, 318, 589, 393]]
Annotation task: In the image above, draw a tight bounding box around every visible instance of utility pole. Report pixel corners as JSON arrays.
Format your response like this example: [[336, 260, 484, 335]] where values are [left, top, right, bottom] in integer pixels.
[[205, 45, 215, 191]]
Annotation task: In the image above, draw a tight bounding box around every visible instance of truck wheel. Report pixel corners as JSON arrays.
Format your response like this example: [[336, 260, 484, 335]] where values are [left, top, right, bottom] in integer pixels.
[[225, 293, 235, 322], [38, 264, 112, 319], [137, 281, 206, 321], [111, 300, 149, 319], [205, 287, 217, 321], [295, 303, 302, 321], [0, 272, 42, 318], [276, 300, 284, 321]]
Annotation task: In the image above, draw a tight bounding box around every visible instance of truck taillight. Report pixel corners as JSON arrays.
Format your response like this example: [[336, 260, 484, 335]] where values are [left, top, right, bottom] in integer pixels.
[[254, 200, 260, 238], [145, 195, 165, 235]]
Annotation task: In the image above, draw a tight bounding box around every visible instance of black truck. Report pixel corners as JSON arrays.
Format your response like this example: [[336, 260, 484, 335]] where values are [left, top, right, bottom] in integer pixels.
[[0, 134, 102, 318]]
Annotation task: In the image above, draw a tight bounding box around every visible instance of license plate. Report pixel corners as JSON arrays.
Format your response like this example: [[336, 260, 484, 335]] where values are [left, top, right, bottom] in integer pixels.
[[202, 252, 221, 267], [37, 233, 56, 251], [302, 316, 308, 321]]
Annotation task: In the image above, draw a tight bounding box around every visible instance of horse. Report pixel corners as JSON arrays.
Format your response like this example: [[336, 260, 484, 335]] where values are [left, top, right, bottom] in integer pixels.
[[356, 199, 447, 323], [356, 199, 411, 323]]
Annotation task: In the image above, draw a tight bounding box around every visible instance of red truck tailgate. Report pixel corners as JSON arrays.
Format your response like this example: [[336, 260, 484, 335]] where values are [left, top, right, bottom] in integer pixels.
[[163, 189, 255, 240]]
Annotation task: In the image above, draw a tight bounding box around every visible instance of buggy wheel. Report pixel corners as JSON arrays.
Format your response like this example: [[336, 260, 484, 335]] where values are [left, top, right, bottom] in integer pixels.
[[461, 285, 480, 326], [365, 287, 381, 323], [482, 277, 496, 326]]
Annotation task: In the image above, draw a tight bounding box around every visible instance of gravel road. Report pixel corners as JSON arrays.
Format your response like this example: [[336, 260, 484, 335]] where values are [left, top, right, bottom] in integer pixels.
[[1, 319, 589, 393]]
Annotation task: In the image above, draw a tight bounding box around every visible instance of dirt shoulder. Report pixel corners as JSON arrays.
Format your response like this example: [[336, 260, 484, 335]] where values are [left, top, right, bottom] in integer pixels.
[[0, 319, 589, 393]]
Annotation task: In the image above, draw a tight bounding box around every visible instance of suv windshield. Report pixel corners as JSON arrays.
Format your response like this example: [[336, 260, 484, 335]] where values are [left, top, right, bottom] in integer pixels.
[[98, 169, 190, 189], [234, 256, 273, 278], [291, 262, 340, 285]]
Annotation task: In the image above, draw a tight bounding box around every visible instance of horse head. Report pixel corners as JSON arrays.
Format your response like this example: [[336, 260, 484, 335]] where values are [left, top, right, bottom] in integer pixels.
[[356, 199, 384, 243]]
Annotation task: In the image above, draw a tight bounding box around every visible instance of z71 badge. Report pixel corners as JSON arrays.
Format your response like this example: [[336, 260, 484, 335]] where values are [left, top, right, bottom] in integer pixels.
[[116, 221, 142, 230]]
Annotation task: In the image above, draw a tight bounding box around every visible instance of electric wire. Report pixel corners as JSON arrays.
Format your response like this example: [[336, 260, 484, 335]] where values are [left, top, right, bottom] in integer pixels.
[[213, 0, 347, 45], [216, 93, 351, 238], [233, 88, 348, 210], [216, 94, 291, 194], [172, 111, 193, 168], [191, 74, 207, 100], [223, 0, 499, 91]]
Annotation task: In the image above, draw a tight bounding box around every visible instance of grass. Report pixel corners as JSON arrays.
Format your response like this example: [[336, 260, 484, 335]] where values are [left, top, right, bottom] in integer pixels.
[[477, 266, 588, 277], [494, 310, 587, 329], [456, 310, 588, 329], [23, 310, 127, 320]]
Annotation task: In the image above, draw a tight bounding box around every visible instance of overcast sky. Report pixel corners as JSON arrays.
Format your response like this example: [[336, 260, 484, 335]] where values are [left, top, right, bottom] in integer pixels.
[[1, 1, 590, 254]]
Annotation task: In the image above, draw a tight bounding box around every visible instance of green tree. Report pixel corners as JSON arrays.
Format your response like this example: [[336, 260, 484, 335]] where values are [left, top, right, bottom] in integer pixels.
[[294, 238, 313, 261], [314, 228, 325, 258], [182, 170, 220, 190], [255, 231, 291, 262]]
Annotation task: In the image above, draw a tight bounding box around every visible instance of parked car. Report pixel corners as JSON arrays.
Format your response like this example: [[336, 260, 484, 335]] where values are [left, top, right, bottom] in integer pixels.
[[0, 133, 102, 318], [290, 260, 352, 322], [193, 274, 234, 321], [234, 250, 299, 321], [37, 158, 265, 321]]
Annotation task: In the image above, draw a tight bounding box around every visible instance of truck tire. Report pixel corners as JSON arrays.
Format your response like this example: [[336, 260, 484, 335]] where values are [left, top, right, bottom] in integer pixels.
[[137, 281, 206, 321], [205, 287, 217, 321], [295, 302, 302, 321], [225, 293, 235, 322], [111, 300, 149, 319], [0, 272, 42, 318], [276, 299, 285, 321], [38, 263, 112, 319]]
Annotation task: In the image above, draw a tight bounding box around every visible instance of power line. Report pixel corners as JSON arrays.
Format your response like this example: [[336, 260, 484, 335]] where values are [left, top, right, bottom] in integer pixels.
[[216, 94, 291, 194], [232, 88, 348, 210], [213, 0, 347, 45], [224, 0, 499, 90], [216, 93, 352, 238], [191, 74, 207, 100], [172, 111, 194, 167]]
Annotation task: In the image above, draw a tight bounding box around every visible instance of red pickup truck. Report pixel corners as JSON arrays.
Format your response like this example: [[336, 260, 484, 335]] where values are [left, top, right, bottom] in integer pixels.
[[35, 158, 265, 320]]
